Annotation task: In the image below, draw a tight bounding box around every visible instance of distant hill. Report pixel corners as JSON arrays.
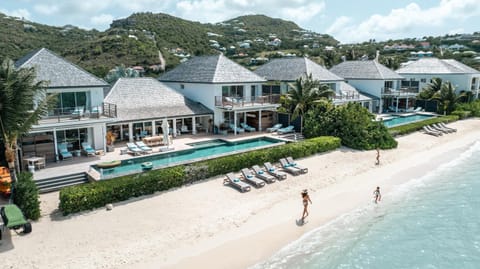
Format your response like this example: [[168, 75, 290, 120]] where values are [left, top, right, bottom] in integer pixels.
[[0, 12, 338, 78]]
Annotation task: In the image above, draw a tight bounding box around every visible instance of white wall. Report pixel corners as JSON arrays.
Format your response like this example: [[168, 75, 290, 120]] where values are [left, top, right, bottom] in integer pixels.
[[92, 124, 106, 150], [345, 79, 385, 98], [400, 74, 478, 93]]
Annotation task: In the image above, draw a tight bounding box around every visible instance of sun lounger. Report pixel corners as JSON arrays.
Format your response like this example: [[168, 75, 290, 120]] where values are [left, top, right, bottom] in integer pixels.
[[127, 142, 143, 155], [430, 124, 452, 134], [279, 158, 302, 175], [81, 142, 96, 157], [57, 143, 73, 160], [425, 125, 443, 136], [264, 162, 287, 180], [223, 172, 251, 192], [286, 157, 308, 174], [277, 125, 294, 134], [266, 123, 283, 133], [229, 124, 245, 133], [240, 122, 256, 132], [438, 122, 457, 132], [251, 165, 276, 183], [241, 168, 265, 188], [414, 107, 423, 112], [135, 141, 153, 153], [422, 126, 442, 137]]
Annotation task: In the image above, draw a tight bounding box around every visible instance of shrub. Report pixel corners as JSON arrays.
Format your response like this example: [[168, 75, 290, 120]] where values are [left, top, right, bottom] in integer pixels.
[[451, 110, 471, 119], [455, 100, 480, 117], [59, 136, 341, 215], [13, 172, 41, 220]]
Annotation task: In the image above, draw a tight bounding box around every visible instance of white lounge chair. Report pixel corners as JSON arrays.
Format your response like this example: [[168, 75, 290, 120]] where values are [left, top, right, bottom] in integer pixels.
[[224, 172, 251, 192], [279, 158, 302, 175], [438, 122, 457, 132], [286, 156, 308, 174], [277, 125, 294, 134], [251, 165, 276, 183], [241, 168, 265, 188], [263, 162, 287, 180], [422, 126, 441, 137], [127, 142, 143, 155], [266, 123, 283, 133], [135, 141, 153, 153], [430, 124, 450, 134]]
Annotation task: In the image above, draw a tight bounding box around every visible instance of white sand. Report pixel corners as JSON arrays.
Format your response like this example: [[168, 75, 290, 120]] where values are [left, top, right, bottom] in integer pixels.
[[1, 119, 479, 269]]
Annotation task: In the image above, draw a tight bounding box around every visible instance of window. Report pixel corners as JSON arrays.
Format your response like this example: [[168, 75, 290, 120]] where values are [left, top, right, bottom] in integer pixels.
[[49, 91, 89, 115], [251, 85, 256, 98], [384, 81, 393, 89], [180, 84, 185, 89], [420, 78, 426, 83]]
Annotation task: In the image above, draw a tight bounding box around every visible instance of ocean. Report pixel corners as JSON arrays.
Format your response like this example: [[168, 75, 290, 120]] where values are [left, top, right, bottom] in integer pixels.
[[251, 141, 480, 269]]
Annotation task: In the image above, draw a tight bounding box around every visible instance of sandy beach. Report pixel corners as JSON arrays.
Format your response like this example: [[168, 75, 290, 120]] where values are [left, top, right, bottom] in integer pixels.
[[1, 119, 479, 269]]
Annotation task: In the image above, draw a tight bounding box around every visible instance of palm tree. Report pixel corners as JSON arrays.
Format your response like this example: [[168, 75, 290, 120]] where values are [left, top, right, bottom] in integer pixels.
[[0, 58, 52, 181], [418, 77, 443, 100], [104, 65, 140, 84], [430, 81, 464, 115], [285, 73, 335, 131]]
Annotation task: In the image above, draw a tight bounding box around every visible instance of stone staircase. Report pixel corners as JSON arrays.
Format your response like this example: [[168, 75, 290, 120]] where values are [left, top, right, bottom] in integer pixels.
[[35, 172, 89, 193], [278, 132, 305, 141]]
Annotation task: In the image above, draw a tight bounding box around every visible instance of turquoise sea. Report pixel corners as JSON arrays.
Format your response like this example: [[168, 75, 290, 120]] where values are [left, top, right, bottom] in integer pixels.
[[251, 141, 480, 269]]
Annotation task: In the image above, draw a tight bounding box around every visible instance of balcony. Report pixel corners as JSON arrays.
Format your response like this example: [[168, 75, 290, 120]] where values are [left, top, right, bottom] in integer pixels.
[[215, 95, 280, 109], [37, 102, 117, 125], [381, 87, 418, 97]]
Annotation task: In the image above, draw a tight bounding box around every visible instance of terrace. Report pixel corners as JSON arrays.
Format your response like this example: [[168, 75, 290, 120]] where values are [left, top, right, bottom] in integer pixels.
[[214, 94, 281, 109]]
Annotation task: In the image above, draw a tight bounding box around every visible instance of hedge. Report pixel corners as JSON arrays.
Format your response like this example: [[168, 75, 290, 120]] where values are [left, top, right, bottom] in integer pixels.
[[13, 172, 41, 220], [388, 115, 459, 136], [59, 136, 341, 215]]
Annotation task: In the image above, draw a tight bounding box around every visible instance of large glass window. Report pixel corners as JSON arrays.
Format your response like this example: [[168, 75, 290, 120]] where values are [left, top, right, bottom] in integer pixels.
[[221, 85, 244, 97], [56, 128, 88, 151], [49, 91, 89, 115]]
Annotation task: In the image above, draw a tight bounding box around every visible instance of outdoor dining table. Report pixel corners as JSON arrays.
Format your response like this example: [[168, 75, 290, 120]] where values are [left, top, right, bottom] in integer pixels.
[[23, 156, 46, 171]]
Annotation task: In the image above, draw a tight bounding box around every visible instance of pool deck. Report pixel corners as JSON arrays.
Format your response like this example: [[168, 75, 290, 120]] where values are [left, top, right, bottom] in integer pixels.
[[31, 131, 290, 181]]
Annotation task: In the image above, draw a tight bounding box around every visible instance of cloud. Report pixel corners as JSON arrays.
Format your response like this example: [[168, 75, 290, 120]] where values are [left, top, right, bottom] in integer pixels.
[[91, 14, 114, 26], [34, 4, 59, 16], [327, 0, 480, 43], [1, 8, 31, 20]]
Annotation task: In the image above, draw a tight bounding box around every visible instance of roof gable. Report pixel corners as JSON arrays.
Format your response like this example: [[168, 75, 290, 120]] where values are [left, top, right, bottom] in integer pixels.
[[396, 58, 480, 74], [159, 54, 266, 83], [105, 78, 211, 121], [15, 48, 108, 88], [254, 57, 343, 82], [330, 60, 404, 80]]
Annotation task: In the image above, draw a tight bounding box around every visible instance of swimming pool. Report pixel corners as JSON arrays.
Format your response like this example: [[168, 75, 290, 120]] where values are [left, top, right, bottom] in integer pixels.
[[382, 114, 434, 128], [93, 136, 284, 179]]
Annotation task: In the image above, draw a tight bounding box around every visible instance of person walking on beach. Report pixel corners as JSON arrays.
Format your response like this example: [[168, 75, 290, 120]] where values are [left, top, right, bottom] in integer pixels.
[[301, 189, 312, 221], [375, 147, 380, 165], [373, 186, 381, 203]]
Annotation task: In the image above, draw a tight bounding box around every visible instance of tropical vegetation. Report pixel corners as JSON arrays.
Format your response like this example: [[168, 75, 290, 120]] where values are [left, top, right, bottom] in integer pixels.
[[13, 172, 41, 220], [418, 78, 466, 115]]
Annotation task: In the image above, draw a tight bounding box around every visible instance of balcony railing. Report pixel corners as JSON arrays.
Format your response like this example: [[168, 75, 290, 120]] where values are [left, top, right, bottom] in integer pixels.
[[381, 87, 418, 97], [39, 102, 117, 124], [333, 91, 361, 100], [215, 95, 281, 108]]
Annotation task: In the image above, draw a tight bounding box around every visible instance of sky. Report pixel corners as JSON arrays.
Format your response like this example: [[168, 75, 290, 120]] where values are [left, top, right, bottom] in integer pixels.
[[1, 0, 480, 43]]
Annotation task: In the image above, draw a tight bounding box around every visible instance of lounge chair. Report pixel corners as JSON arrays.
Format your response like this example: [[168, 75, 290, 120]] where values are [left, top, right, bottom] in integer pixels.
[[266, 123, 283, 133], [241, 168, 265, 188], [240, 122, 256, 132], [57, 143, 73, 160], [430, 124, 452, 134], [264, 162, 287, 180], [414, 107, 423, 112], [422, 126, 442, 137], [135, 141, 153, 153], [277, 125, 294, 134], [286, 157, 308, 174], [81, 142, 96, 157], [251, 165, 276, 183], [425, 125, 443, 136], [279, 158, 302, 175], [229, 124, 245, 133], [126, 142, 143, 155], [438, 122, 457, 132], [71, 106, 84, 119], [223, 172, 251, 192]]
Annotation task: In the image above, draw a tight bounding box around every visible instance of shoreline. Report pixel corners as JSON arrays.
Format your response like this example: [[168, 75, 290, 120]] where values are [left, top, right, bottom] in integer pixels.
[[1, 119, 479, 269]]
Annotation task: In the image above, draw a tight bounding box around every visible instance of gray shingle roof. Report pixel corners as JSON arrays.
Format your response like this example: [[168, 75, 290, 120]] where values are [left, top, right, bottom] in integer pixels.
[[105, 78, 212, 122], [254, 57, 343, 82], [159, 54, 266, 83], [330, 60, 404, 80], [396, 57, 480, 74], [15, 48, 109, 88]]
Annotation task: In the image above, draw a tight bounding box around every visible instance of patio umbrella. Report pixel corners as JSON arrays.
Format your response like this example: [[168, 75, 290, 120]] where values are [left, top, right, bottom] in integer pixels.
[[162, 119, 170, 147]]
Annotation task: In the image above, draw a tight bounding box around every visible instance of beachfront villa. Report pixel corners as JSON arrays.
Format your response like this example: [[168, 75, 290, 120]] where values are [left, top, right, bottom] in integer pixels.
[[104, 77, 212, 142], [396, 57, 480, 98], [15, 48, 115, 163], [254, 57, 373, 111], [159, 54, 279, 134], [330, 60, 407, 113]]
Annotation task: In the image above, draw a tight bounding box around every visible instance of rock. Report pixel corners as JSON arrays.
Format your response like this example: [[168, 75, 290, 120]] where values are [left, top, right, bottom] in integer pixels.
[[106, 204, 113, 211]]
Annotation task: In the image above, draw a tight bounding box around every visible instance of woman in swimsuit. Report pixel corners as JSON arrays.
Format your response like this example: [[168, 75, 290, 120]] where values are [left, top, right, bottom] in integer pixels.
[[373, 186, 381, 203], [301, 189, 312, 221]]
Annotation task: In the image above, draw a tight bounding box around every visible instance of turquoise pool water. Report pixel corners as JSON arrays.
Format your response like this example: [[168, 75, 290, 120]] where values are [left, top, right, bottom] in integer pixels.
[[251, 141, 480, 269], [94, 137, 284, 179], [383, 114, 434, 128]]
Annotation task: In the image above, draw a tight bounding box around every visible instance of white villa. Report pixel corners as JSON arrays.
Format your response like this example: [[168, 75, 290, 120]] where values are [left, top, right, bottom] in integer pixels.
[[254, 57, 373, 111], [104, 78, 212, 142], [396, 57, 480, 98], [15, 48, 115, 163], [159, 54, 279, 134], [330, 60, 408, 113]]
